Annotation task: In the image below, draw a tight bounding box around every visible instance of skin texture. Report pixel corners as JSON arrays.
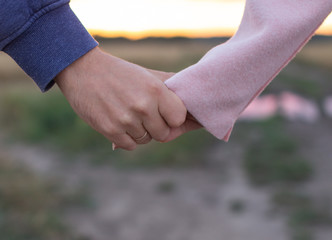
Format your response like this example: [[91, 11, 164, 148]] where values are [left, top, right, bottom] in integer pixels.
[[164, 113, 202, 143], [55, 46, 188, 150]]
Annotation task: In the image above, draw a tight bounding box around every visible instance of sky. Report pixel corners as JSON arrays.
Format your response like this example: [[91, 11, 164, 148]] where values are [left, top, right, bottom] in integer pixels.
[[70, 0, 332, 39]]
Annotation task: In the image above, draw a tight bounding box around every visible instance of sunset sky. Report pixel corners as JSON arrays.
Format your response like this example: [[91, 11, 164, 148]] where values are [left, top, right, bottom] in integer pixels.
[[70, 0, 332, 39]]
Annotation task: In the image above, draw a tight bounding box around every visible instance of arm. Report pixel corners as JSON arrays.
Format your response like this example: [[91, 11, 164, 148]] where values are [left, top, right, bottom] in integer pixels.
[[165, 0, 332, 141], [0, 0, 97, 91]]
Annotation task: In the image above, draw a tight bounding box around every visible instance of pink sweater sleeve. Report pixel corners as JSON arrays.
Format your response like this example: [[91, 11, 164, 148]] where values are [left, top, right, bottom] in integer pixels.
[[165, 0, 332, 141]]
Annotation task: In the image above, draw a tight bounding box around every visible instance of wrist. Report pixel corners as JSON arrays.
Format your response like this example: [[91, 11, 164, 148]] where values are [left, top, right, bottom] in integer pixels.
[[4, 4, 98, 92], [55, 46, 102, 93]]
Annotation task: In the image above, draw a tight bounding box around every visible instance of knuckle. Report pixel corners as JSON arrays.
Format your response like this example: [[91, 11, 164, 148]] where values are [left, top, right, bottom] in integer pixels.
[[103, 125, 121, 137], [119, 113, 134, 127], [133, 100, 150, 115], [148, 81, 162, 95]]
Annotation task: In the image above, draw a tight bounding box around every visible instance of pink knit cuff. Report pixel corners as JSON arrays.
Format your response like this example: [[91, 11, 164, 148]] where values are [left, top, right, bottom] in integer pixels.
[[166, 0, 332, 141]]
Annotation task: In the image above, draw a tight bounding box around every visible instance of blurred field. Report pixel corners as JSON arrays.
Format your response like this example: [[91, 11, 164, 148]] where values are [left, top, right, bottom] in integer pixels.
[[297, 41, 332, 69], [0, 36, 332, 240], [0, 154, 89, 240]]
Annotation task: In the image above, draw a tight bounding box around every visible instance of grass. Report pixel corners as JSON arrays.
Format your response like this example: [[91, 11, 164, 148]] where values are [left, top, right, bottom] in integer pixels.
[[241, 115, 331, 240], [119, 129, 215, 168], [273, 73, 323, 99], [239, 116, 322, 240], [98, 37, 222, 72], [243, 117, 313, 185], [272, 190, 332, 240], [297, 40, 332, 70], [272, 191, 311, 210], [0, 156, 89, 240], [0, 88, 216, 168], [0, 89, 107, 152]]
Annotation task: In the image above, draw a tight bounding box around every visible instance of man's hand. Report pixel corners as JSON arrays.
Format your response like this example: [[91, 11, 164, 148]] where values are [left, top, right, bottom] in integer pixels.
[[55, 47, 187, 150]]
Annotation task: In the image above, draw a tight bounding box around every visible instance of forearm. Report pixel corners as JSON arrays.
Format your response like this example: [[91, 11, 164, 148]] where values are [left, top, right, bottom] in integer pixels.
[[0, 1, 98, 91], [166, 0, 332, 140]]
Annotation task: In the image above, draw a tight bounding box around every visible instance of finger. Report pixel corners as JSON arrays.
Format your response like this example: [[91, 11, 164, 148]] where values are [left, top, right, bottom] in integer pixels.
[[159, 89, 187, 128], [147, 69, 185, 127], [123, 118, 152, 144], [162, 119, 203, 143], [106, 134, 137, 151], [128, 130, 152, 145], [142, 111, 170, 142], [112, 133, 151, 150]]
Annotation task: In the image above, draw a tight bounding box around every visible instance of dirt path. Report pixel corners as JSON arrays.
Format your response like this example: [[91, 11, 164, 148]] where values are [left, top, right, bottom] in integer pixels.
[[286, 119, 332, 240], [1, 139, 288, 240]]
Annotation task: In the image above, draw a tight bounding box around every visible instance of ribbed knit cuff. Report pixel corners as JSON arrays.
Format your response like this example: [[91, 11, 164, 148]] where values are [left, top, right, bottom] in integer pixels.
[[4, 4, 98, 92]]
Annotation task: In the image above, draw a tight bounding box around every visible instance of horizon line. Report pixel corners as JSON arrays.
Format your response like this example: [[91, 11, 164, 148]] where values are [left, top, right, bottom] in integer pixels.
[[88, 28, 332, 40]]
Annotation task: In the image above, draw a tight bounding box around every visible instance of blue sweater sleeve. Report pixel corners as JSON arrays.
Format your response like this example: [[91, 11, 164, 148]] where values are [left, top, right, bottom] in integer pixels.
[[0, 0, 98, 92]]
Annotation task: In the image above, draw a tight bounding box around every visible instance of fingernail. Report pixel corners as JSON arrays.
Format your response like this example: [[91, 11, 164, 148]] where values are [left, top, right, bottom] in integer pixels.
[[112, 143, 116, 151]]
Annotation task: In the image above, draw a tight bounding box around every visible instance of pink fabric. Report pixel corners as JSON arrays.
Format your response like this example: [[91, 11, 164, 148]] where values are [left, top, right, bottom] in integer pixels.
[[165, 0, 332, 141]]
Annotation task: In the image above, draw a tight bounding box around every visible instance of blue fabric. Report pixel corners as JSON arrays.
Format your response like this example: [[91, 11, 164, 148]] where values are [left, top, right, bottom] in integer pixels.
[[0, 0, 98, 91]]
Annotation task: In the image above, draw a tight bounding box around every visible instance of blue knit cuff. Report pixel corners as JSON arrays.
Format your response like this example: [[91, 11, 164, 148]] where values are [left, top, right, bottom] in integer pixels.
[[4, 4, 98, 92]]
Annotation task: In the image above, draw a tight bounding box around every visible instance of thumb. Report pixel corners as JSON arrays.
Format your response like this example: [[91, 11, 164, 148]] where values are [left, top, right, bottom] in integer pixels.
[[162, 118, 203, 142]]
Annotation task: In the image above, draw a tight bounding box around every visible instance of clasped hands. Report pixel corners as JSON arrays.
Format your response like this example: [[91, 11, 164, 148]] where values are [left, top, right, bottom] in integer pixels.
[[55, 47, 201, 150]]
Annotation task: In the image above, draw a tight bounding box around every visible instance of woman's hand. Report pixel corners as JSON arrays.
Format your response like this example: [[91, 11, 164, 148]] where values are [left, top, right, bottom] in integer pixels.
[[162, 110, 203, 143]]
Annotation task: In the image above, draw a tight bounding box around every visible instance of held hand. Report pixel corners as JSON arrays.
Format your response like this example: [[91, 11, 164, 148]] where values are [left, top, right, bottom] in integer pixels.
[[163, 113, 202, 142], [55, 47, 187, 150]]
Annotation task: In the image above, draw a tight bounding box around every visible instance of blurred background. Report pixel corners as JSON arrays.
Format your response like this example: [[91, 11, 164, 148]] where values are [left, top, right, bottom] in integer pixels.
[[0, 1, 332, 240]]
